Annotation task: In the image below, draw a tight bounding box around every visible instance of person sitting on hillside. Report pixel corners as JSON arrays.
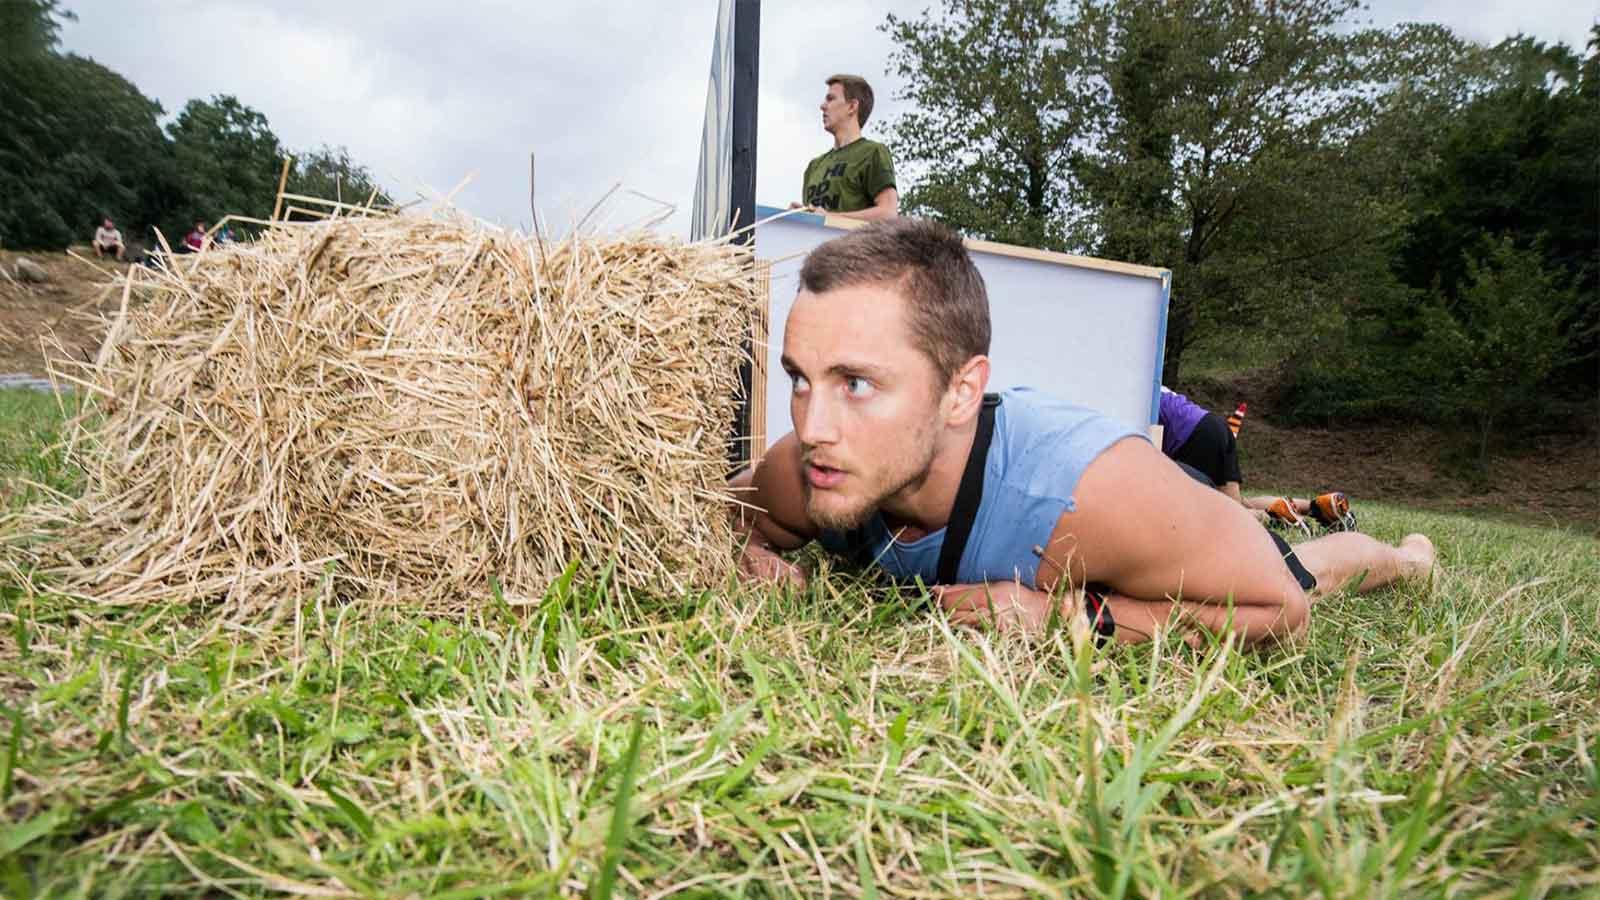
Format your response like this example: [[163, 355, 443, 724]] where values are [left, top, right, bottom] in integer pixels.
[[1158, 386, 1357, 533], [92, 217, 125, 260], [180, 220, 207, 254], [733, 218, 1435, 647]]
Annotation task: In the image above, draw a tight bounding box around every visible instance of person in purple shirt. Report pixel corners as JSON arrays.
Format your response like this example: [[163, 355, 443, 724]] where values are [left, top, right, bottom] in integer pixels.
[[1159, 387, 1236, 492], [1158, 387, 1355, 531]]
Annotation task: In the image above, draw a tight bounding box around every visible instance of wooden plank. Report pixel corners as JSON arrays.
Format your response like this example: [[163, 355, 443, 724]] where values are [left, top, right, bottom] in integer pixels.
[[276, 192, 383, 214], [748, 261, 771, 469], [814, 211, 1169, 282], [271, 157, 292, 222], [961, 236, 1170, 281]]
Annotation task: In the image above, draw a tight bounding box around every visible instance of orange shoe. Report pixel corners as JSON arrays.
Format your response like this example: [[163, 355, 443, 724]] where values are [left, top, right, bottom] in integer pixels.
[[1226, 402, 1247, 437], [1309, 492, 1358, 532], [1264, 497, 1311, 537]]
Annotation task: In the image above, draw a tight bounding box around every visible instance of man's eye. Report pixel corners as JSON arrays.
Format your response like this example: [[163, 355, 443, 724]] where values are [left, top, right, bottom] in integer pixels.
[[845, 376, 872, 397], [790, 373, 810, 393]]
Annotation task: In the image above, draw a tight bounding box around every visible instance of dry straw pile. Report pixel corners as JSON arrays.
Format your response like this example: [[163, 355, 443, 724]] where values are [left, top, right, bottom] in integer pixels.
[[8, 206, 760, 616]]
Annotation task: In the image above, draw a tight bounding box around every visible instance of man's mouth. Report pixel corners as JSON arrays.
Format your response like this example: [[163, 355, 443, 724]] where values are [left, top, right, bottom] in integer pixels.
[[805, 462, 846, 489]]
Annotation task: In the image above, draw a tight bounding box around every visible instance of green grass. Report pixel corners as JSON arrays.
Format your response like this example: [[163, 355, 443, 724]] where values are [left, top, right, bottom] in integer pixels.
[[1, 388, 1596, 897], [0, 389, 77, 506]]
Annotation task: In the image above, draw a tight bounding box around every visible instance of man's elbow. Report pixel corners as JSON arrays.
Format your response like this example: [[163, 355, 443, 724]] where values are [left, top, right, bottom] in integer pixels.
[[877, 190, 899, 219], [1277, 586, 1310, 639], [1246, 583, 1310, 646]]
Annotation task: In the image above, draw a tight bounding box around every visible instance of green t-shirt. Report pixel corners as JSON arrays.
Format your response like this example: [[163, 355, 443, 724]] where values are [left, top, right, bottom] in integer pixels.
[[801, 138, 896, 213]]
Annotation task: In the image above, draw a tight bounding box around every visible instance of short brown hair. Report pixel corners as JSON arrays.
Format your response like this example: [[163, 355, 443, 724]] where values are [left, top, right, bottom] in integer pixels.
[[799, 218, 990, 387], [826, 74, 875, 127]]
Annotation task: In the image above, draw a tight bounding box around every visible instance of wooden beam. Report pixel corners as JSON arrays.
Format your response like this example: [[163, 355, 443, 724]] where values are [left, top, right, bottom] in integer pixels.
[[271, 157, 293, 222], [748, 261, 771, 470]]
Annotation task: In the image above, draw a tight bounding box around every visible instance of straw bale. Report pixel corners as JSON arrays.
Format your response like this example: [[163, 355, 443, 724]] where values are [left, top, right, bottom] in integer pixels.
[[6, 211, 759, 615]]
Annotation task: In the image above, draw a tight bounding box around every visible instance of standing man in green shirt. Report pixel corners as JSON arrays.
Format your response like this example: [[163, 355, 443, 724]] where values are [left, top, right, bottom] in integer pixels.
[[794, 74, 899, 221]]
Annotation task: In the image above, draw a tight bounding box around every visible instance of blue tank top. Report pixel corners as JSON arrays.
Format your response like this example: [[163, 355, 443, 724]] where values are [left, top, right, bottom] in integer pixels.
[[819, 387, 1142, 588]]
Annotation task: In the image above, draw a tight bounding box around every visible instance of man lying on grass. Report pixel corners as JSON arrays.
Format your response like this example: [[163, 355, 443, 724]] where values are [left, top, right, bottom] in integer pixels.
[[732, 218, 1436, 646]]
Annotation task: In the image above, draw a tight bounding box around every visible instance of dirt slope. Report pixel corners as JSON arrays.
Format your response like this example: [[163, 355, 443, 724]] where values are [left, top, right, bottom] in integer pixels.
[[1179, 372, 1598, 534], [0, 247, 126, 376]]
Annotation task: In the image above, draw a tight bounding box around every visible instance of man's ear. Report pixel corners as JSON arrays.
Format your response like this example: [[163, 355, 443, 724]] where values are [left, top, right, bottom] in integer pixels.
[[944, 355, 992, 427]]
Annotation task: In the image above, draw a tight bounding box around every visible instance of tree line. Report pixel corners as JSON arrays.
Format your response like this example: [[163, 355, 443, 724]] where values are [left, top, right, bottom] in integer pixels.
[[0, 0, 391, 254], [884, 0, 1596, 453]]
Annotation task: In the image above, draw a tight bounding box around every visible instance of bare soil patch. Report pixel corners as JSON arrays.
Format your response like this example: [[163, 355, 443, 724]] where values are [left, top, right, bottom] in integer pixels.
[[0, 247, 125, 374], [1180, 370, 1598, 534]]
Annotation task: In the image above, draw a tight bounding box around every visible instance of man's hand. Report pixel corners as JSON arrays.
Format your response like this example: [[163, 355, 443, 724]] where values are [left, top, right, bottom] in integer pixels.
[[728, 436, 816, 590], [830, 187, 899, 222], [934, 581, 1084, 634], [738, 534, 807, 588]]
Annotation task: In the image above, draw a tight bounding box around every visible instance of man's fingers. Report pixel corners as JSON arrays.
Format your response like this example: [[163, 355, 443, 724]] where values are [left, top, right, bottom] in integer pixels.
[[739, 543, 806, 588]]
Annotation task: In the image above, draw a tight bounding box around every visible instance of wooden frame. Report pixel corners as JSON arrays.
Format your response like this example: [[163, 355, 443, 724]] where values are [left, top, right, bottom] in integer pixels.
[[748, 261, 771, 466], [808, 210, 1169, 282]]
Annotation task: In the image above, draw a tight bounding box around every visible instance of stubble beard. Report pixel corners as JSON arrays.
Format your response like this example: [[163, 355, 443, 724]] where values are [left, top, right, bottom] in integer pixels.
[[804, 418, 940, 532]]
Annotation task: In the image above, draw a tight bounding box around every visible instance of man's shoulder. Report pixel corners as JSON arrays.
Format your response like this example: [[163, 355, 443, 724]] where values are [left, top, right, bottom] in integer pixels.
[[802, 149, 836, 182], [997, 388, 1127, 436], [991, 388, 1144, 504], [851, 138, 893, 160]]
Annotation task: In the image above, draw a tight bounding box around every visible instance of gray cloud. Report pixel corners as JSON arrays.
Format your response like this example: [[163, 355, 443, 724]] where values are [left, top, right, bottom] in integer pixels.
[[60, 1, 1595, 236]]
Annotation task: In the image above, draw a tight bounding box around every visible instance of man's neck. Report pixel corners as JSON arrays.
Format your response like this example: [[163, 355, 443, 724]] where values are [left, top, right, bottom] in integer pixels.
[[878, 421, 978, 540], [831, 123, 863, 149]]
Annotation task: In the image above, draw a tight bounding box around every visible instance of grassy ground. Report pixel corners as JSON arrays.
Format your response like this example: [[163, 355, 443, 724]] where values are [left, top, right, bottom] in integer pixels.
[[1, 389, 1596, 898]]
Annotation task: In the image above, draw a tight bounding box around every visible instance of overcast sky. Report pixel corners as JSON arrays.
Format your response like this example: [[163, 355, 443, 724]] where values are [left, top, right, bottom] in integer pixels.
[[60, 1, 1597, 237]]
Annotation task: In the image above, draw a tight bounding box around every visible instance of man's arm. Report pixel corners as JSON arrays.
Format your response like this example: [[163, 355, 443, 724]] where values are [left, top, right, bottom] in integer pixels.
[[730, 433, 818, 586], [834, 145, 898, 221], [833, 187, 899, 222], [1035, 437, 1310, 643], [931, 581, 1068, 631]]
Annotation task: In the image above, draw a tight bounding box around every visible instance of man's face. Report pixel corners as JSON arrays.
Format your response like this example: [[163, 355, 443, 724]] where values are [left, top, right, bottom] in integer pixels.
[[782, 281, 945, 530], [819, 83, 855, 135]]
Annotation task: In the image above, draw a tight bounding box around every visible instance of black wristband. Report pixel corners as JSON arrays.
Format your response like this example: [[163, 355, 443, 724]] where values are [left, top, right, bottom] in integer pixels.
[[1083, 585, 1115, 647]]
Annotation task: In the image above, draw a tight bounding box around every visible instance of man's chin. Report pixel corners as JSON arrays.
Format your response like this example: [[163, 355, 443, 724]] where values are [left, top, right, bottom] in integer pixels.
[[805, 494, 873, 532]]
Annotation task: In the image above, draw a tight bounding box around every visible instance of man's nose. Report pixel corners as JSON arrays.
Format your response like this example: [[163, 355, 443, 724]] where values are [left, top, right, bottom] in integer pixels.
[[795, 391, 840, 446]]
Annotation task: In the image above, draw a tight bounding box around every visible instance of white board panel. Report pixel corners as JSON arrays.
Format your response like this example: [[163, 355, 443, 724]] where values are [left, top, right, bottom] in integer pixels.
[[752, 207, 1170, 448]]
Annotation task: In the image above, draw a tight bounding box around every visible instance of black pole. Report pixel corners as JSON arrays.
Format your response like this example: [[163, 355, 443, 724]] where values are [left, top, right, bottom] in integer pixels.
[[730, 0, 759, 467]]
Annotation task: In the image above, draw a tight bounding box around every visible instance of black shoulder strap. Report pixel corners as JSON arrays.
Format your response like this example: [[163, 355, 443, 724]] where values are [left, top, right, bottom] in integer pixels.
[[936, 393, 1001, 585]]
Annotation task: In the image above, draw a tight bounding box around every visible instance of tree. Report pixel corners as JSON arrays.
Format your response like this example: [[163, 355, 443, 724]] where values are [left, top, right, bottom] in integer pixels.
[[166, 95, 284, 237], [0, 2, 394, 251], [1413, 238, 1576, 464], [882, 0, 1469, 382], [1392, 32, 1598, 397], [0, 52, 169, 250], [1280, 29, 1596, 431], [285, 145, 394, 216], [0, 0, 73, 57], [1078, 2, 1487, 381], [882, 0, 1085, 251]]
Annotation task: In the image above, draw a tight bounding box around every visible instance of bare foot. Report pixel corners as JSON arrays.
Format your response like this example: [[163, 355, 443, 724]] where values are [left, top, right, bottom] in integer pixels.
[[1399, 533, 1437, 586]]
